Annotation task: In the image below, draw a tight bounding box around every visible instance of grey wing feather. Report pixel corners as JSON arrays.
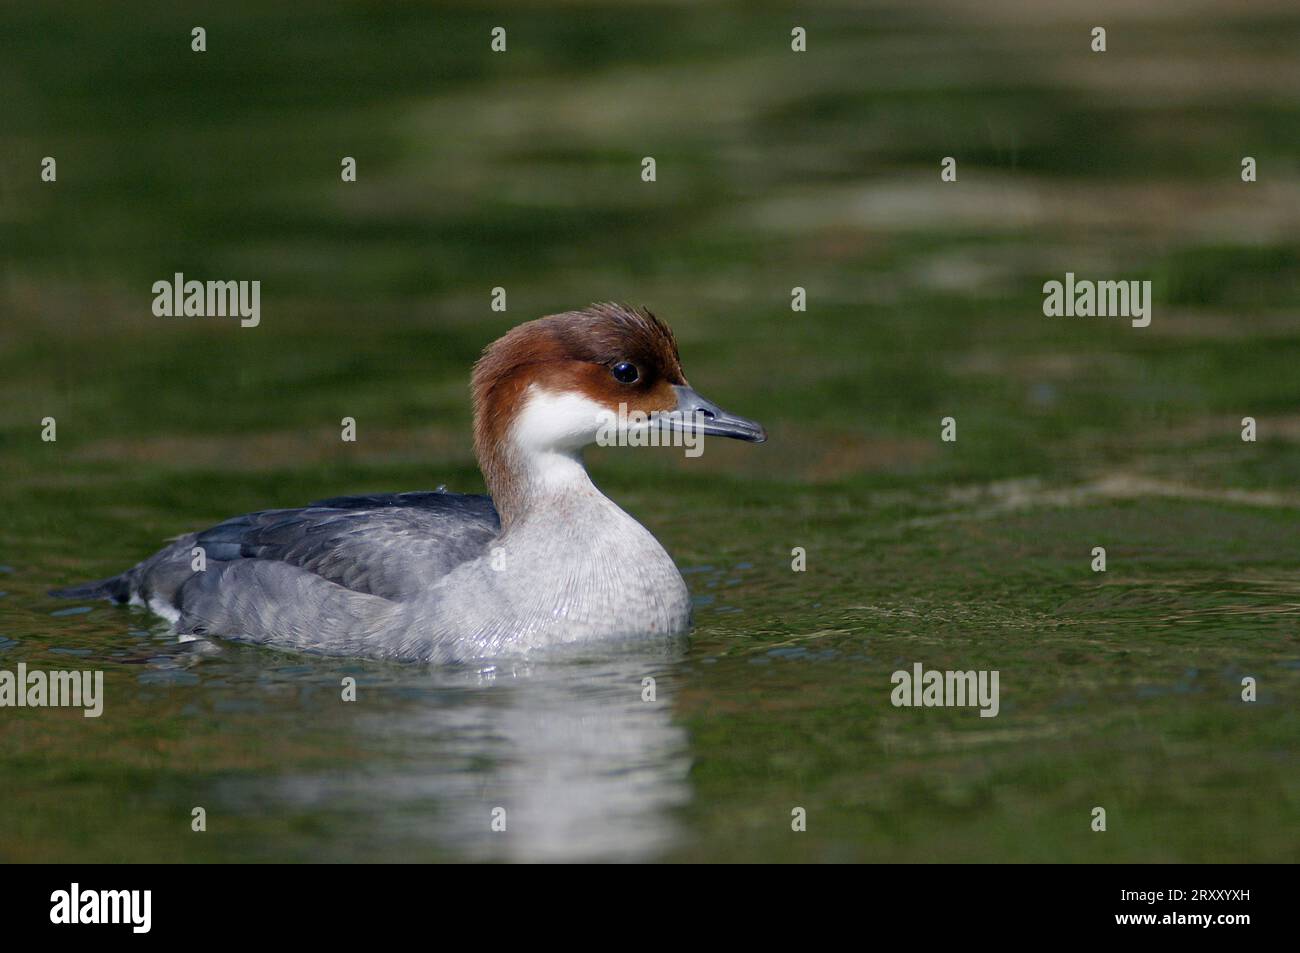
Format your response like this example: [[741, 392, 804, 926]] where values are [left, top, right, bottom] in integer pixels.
[[175, 560, 410, 658], [193, 490, 499, 600]]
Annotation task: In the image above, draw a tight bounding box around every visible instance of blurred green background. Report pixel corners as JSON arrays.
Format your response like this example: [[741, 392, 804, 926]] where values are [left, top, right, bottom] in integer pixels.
[[0, 1, 1297, 862]]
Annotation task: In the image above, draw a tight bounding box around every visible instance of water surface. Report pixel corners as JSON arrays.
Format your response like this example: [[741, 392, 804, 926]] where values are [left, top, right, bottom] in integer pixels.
[[1, 1, 1298, 862]]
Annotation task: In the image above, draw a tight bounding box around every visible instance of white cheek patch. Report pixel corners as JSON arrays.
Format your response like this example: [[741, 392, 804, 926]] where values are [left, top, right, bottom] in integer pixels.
[[511, 385, 611, 454]]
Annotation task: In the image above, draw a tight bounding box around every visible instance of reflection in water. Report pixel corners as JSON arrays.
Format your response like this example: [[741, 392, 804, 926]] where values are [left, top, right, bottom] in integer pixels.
[[234, 645, 693, 862], [414, 651, 692, 861]]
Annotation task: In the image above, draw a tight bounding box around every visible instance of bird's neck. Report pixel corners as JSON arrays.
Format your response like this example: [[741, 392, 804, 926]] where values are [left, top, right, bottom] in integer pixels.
[[482, 440, 623, 533], [469, 441, 693, 642]]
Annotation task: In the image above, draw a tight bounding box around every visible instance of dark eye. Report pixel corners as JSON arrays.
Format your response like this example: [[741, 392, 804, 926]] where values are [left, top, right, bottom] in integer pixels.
[[611, 361, 639, 384]]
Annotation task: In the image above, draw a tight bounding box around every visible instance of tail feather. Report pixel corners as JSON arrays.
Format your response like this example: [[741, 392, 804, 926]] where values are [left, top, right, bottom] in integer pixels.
[[49, 574, 132, 602]]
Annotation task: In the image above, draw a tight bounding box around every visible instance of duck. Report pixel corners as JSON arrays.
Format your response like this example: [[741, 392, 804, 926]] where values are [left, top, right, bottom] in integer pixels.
[[52, 303, 766, 662]]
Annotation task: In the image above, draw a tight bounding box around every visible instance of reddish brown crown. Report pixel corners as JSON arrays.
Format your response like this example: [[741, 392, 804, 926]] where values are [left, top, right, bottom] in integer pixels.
[[471, 303, 688, 521]]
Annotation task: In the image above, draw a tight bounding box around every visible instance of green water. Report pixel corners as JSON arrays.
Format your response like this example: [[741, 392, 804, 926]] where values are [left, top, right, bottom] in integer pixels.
[[1, 2, 1298, 862]]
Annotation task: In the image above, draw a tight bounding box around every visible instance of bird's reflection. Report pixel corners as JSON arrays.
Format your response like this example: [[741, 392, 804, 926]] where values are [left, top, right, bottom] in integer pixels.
[[216, 641, 694, 862], [417, 647, 692, 861]]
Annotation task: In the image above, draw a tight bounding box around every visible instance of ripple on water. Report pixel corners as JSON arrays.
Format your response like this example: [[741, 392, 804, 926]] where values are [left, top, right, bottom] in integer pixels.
[[137, 670, 201, 687], [211, 697, 263, 712], [50, 606, 93, 617], [767, 646, 809, 659]]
